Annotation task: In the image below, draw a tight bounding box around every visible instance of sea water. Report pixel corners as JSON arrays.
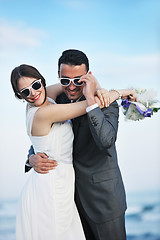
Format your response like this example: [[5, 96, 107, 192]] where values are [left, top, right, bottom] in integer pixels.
[[126, 190, 160, 240], [0, 199, 17, 240], [0, 190, 160, 240]]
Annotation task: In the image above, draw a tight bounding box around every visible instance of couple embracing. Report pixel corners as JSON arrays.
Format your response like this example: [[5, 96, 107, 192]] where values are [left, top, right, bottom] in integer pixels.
[[11, 49, 137, 240]]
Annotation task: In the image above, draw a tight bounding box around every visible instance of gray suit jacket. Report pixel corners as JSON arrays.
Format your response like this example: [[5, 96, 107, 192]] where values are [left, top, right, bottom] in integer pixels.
[[72, 96, 127, 223]]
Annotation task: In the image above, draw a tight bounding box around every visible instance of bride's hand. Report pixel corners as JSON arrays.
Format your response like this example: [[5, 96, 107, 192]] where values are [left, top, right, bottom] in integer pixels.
[[96, 88, 111, 107], [121, 89, 138, 102]]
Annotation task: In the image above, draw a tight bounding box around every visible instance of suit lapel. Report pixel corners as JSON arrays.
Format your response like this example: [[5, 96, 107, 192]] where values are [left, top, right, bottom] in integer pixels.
[[56, 93, 86, 137], [72, 116, 80, 137], [72, 95, 86, 133]]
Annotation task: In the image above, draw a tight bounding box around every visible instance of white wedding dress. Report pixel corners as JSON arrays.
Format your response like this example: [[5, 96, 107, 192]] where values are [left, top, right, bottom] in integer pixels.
[[16, 99, 85, 240]]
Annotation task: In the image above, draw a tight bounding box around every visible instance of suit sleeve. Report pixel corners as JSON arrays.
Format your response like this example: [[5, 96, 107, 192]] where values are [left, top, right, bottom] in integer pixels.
[[25, 145, 35, 172], [87, 101, 119, 150]]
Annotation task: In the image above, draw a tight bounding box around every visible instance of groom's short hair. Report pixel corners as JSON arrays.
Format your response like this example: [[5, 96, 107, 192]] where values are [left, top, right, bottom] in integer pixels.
[[58, 49, 89, 72]]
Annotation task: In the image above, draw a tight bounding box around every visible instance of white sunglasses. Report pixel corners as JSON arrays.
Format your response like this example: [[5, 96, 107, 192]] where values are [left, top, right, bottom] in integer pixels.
[[59, 77, 83, 86], [19, 79, 42, 97]]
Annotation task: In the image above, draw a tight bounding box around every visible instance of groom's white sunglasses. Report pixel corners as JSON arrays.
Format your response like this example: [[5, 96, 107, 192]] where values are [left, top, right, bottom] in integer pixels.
[[19, 79, 42, 97], [59, 77, 84, 87]]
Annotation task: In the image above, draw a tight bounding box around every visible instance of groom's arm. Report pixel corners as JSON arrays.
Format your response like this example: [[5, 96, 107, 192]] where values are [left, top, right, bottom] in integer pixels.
[[81, 73, 119, 150], [25, 145, 34, 172], [86, 89, 137, 149], [46, 83, 63, 101], [87, 102, 119, 150], [26, 150, 58, 174]]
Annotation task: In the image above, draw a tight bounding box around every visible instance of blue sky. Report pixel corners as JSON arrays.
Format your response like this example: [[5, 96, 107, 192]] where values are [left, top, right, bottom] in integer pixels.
[[0, 0, 160, 199]]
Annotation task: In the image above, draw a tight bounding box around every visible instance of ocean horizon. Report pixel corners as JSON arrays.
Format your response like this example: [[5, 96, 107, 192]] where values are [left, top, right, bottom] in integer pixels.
[[0, 189, 160, 240]]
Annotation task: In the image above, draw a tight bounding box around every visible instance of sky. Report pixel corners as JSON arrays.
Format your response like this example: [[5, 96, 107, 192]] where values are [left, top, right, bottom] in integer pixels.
[[0, 0, 160, 199]]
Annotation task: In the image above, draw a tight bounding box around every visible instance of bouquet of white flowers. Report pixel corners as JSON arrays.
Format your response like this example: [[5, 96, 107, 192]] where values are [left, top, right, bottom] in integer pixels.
[[121, 88, 160, 121]]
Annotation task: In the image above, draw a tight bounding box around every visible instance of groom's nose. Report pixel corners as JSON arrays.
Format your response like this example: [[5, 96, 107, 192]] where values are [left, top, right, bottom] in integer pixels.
[[68, 82, 76, 90]]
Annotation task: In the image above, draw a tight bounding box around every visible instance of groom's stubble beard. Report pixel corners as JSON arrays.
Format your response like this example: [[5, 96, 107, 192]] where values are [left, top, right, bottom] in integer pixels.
[[62, 85, 84, 101]]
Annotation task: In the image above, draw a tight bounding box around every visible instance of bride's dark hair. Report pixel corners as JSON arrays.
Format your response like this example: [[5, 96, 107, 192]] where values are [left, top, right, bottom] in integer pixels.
[[10, 64, 46, 100]]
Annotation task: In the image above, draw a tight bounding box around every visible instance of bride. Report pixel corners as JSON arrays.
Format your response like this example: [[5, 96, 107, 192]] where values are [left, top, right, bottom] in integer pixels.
[[11, 64, 108, 240]]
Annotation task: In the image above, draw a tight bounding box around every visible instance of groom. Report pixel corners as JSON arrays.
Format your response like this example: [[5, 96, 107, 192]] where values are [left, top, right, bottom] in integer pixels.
[[26, 49, 127, 240]]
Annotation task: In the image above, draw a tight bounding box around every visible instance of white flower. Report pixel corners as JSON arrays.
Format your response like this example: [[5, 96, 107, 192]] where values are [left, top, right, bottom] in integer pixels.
[[135, 88, 146, 94], [121, 88, 160, 121], [137, 89, 157, 107], [151, 102, 160, 108]]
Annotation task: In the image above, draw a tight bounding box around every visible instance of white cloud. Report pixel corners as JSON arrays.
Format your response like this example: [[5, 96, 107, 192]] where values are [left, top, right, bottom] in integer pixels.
[[90, 52, 160, 89], [0, 19, 46, 50], [92, 52, 160, 74]]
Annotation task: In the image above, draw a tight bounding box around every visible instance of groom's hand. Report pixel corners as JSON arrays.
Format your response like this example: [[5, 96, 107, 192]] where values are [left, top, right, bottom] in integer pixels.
[[79, 72, 97, 106], [29, 153, 58, 174]]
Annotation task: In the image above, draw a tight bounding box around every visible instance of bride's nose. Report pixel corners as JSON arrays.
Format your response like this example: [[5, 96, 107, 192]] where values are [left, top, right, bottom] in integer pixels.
[[30, 88, 36, 96]]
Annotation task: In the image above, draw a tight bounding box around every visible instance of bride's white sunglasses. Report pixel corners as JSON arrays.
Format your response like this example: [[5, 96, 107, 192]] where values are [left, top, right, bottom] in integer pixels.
[[19, 79, 42, 97]]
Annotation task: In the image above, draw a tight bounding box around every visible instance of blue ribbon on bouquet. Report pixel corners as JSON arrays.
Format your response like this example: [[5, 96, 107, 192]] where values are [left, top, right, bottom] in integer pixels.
[[121, 99, 152, 117]]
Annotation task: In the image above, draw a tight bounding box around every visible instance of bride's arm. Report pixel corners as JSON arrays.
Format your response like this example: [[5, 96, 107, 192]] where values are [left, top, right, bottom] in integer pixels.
[[46, 83, 63, 100], [96, 88, 137, 107], [109, 89, 137, 101], [36, 101, 87, 124], [32, 99, 103, 136]]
